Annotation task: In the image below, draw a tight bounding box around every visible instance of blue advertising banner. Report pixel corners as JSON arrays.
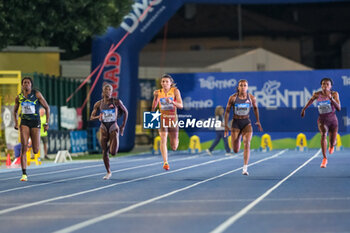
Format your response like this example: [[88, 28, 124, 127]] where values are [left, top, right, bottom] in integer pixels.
[[47, 130, 71, 154], [91, 0, 346, 151], [139, 79, 156, 101], [70, 131, 88, 153], [49, 105, 58, 130], [172, 70, 350, 142]]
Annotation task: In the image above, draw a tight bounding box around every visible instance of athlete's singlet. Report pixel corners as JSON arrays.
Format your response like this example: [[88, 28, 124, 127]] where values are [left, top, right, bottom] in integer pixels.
[[157, 87, 177, 127]]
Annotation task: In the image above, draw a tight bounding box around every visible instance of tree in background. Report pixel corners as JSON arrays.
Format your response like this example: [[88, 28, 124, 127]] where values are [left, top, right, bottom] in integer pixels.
[[0, 0, 133, 59]]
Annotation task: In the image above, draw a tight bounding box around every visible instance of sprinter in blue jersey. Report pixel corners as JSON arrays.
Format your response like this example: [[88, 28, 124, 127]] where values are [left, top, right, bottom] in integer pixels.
[[13, 77, 50, 181]]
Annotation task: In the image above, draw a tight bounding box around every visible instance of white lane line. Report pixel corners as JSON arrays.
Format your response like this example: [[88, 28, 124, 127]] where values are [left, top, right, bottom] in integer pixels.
[[53, 150, 286, 233], [2, 196, 350, 206], [210, 149, 321, 233], [0, 155, 199, 194], [0, 152, 166, 175], [0, 153, 241, 215], [0, 157, 157, 181], [4, 208, 350, 220]]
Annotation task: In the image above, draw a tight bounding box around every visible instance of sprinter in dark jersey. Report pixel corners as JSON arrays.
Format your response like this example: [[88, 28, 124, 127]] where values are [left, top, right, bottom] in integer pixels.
[[13, 77, 50, 181], [90, 84, 128, 179], [301, 78, 341, 168], [224, 80, 263, 175]]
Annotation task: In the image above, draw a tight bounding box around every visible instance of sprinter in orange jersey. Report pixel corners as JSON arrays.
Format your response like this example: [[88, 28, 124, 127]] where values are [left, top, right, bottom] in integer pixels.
[[152, 74, 183, 170]]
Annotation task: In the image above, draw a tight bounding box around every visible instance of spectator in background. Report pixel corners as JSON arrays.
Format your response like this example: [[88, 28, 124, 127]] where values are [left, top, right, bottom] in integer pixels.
[[206, 106, 231, 156], [40, 108, 49, 160]]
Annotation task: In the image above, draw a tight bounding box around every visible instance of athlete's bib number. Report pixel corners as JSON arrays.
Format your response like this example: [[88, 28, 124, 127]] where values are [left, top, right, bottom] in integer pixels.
[[234, 103, 250, 116], [160, 97, 174, 111], [318, 100, 332, 114], [21, 102, 35, 114], [102, 109, 116, 122]]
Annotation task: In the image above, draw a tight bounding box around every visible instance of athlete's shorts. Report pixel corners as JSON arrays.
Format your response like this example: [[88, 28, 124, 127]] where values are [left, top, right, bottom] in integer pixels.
[[101, 122, 118, 134], [41, 136, 48, 144], [20, 119, 41, 129], [232, 118, 251, 131], [318, 114, 338, 131]]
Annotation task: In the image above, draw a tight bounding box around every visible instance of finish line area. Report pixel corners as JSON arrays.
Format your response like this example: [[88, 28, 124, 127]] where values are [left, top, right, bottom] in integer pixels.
[[0, 149, 349, 233]]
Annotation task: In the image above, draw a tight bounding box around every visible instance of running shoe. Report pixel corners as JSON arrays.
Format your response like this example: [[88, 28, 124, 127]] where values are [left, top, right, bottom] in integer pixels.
[[103, 173, 112, 180], [242, 170, 249, 176], [163, 162, 170, 170], [320, 158, 328, 168], [328, 146, 335, 155], [20, 174, 28, 181], [206, 149, 212, 156]]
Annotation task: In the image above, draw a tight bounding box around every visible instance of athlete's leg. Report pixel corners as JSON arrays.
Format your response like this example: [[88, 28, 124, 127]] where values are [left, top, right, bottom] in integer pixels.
[[241, 124, 253, 166], [328, 125, 338, 154], [30, 128, 40, 154], [20, 125, 30, 171], [318, 121, 329, 168], [168, 126, 179, 151], [159, 128, 168, 163], [231, 128, 242, 153], [318, 122, 328, 159], [100, 126, 111, 174], [109, 129, 119, 156]]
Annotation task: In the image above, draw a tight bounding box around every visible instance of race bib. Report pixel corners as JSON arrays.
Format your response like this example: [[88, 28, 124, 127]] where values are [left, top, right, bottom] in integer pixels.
[[160, 97, 174, 111], [317, 100, 332, 114], [102, 109, 116, 122], [234, 103, 250, 116], [21, 102, 35, 114]]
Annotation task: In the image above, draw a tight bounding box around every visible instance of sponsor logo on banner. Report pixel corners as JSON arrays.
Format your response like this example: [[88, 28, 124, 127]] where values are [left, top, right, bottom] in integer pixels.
[[199, 76, 237, 90], [103, 52, 121, 98], [143, 110, 161, 129], [143, 111, 221, 129], [183, 97, 213, 110], [341, 75, 350, 86], [121, 0, 164, 34], [248, 80, 318, 108]]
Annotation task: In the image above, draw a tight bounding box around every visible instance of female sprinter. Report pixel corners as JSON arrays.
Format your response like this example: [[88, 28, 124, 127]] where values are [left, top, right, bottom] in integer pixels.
[[90, 84, 128, 179], [13, 77, 50, 181], [152, 74, 183, 170], [224, 79, 263, 175], [301, 77, 341, 168]]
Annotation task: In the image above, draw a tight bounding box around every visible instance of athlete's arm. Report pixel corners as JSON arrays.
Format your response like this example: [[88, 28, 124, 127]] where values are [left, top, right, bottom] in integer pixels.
[[151, 90, 159, 112], [250, 94, 263, 132], [37, 91, 50, 132], [90, 101, 101, 121], [330, 91, 341, 111], [117, 99, 128, 136], [172, 88, 183, 109], [13, 96, 20, 130], [224, 95, 234, 137], [301, 92, 318, 117]]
